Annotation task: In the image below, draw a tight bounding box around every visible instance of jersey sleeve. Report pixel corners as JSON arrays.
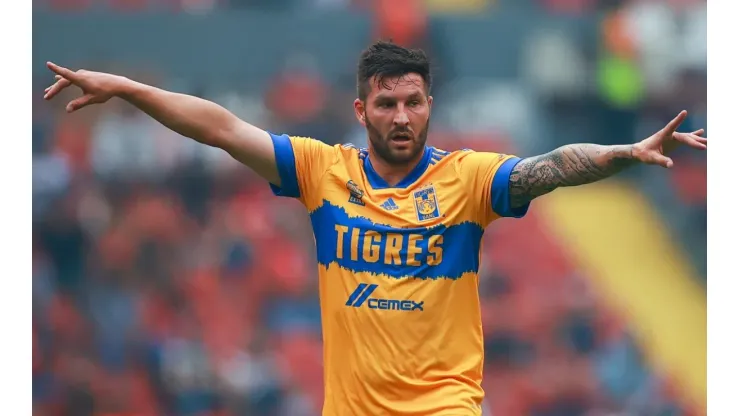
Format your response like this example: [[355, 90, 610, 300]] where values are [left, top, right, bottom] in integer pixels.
[[268, 132, 336, 207], [456, 150, 530, 225]]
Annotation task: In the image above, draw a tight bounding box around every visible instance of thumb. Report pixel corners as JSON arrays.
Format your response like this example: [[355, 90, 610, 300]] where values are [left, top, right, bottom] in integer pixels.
[[654, 154, 674, 169], [66, 94, 95, 113]]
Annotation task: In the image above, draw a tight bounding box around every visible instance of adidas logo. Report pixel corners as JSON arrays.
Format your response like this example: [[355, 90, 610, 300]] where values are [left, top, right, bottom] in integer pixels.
[[381, 198, 399, 211]]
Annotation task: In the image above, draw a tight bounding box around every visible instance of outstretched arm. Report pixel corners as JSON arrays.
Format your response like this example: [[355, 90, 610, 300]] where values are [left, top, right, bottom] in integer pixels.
[[509, 143, 636, 208], [508, 111, 707, 209], [43, 62, 280, 185]]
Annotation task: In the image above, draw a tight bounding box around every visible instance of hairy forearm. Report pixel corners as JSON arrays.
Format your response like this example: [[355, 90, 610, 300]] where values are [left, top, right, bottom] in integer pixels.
[[117, 78, 239, 147], [509, 143, 637, 208]]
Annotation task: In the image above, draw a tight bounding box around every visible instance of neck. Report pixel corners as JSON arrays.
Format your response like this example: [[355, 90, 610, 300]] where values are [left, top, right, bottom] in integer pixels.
[[367, 147, 426, 187]]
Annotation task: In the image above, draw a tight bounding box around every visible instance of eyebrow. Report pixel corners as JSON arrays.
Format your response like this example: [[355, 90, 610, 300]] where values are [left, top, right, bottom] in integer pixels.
[[374, 92, 424, 103]]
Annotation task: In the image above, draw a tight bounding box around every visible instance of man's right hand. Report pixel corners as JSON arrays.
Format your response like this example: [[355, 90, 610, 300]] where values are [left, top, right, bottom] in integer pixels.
[[44, 62, 127, 113]]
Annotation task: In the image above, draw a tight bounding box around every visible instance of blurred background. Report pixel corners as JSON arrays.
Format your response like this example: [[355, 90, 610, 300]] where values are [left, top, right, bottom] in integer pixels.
[[32, 0, 707, 415]]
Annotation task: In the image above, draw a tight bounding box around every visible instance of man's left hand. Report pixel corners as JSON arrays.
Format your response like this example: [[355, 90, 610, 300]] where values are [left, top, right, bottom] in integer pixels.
[[633, 110, 707, 168]]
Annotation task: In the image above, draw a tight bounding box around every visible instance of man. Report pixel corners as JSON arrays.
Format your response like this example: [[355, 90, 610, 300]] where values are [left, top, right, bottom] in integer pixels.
[[44, 41, 706, 416]]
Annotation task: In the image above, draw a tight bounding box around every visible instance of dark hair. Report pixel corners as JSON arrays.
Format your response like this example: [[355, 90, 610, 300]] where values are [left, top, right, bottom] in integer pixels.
[[356, 40, 432, 101]]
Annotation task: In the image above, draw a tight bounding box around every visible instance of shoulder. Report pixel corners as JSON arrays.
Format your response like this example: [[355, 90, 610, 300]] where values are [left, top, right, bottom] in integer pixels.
[[284, 135, 345, 163], [334, 142, 372, 165], [431, 146, 502, 162], [337, 142, 366, 156], [429, 146, 509, 173], [428, 146, 457, 164], [452, 148, 517, 169]]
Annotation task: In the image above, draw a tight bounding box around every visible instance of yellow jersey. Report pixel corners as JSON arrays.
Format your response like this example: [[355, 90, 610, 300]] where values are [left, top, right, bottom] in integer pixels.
[[268, 133, 530, 416]]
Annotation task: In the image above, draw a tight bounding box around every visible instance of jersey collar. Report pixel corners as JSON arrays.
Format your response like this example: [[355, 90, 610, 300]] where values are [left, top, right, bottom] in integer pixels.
[[363, 146, 432, 189]]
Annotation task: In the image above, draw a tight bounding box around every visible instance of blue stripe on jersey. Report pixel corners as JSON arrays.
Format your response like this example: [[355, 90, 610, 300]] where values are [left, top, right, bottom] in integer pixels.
[[268, 133, 300, 198], [310, 200, 484, 280], [490, 157, 529, 218]]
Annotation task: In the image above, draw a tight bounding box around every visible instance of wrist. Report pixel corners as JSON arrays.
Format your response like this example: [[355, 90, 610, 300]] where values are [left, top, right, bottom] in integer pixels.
[[628, 143, 645, 161], [115, 76, 139, 99]]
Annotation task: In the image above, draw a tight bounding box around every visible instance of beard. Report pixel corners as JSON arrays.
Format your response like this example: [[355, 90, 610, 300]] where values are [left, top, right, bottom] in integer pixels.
[[365, 113, 429, 166]]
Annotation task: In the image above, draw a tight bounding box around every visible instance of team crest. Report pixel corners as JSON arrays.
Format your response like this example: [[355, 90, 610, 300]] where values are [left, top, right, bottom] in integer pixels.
[[346, 180, 365, 206], [413, 185, 441, 221]]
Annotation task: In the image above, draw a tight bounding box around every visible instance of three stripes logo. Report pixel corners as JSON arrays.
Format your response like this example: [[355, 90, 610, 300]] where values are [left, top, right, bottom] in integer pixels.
[[345, 283, 424, 312], [381, 198, 399, 211], [344, 283, 424, 312]]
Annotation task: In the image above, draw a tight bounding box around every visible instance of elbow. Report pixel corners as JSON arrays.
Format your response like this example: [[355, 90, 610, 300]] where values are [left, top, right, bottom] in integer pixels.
[[206, 118, 241, 149], [203, 129, 228, 149]]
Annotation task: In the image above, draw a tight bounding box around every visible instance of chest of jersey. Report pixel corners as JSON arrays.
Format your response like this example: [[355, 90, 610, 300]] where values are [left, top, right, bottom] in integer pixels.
[[308, 156, 484, 281]]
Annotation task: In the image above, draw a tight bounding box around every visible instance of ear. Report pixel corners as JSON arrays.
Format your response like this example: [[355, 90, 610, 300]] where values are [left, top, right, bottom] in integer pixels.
[[354, 98, 366, 127], [428, 95, 433, 112]]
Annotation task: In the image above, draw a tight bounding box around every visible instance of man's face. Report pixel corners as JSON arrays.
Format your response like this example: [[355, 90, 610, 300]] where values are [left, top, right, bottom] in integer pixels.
[[354, 73, 432, 166]]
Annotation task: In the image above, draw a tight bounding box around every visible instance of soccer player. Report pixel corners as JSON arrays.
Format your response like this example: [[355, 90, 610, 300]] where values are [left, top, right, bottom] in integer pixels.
[[43, 41, 706, 416]]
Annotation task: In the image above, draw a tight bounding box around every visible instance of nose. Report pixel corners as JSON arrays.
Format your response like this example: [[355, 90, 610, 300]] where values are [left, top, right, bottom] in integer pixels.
[[393, 106, 410, 127]]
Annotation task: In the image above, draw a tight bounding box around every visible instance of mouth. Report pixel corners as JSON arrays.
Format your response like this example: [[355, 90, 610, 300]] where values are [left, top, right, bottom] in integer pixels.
[[390, 132, 413, 143]]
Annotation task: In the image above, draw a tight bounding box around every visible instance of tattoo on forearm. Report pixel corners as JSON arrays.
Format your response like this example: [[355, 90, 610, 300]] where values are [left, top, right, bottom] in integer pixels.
[[509, 144, 636, 208]]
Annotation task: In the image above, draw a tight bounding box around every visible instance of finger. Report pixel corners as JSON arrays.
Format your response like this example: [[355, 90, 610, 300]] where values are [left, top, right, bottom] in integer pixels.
[[663, 110, 688, 134], [45, 75, 66, 92], [685, 139, 707, 150], [45, 75, 64, 92], [690, 139, 707, 148], [43, 81, 64, 100], [66, 94, 95, 113], [654, 154, 674, 168], [672, 132, 707, 149], [44, 78, 72, 100], [46, 62, 79, 82], [685, 130, 707, 143]]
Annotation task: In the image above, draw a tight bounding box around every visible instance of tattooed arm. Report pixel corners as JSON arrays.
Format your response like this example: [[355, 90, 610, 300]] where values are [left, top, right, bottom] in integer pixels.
[[508, 144, 637, 209], [506, 111, 707, 210]]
